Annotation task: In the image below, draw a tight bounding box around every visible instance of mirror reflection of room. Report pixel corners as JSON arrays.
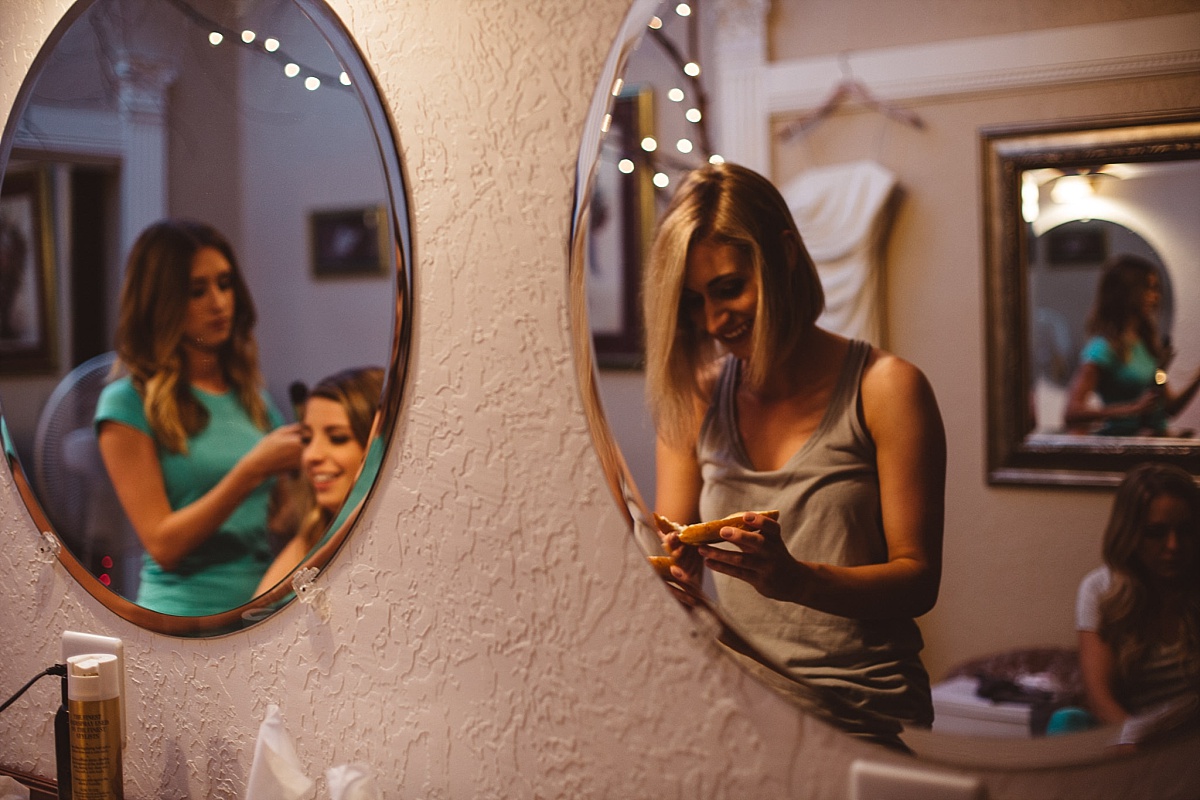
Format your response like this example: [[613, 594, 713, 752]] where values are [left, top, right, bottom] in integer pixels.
[[587, 0, 948, 751], [582, 0, 1200, 760], [94, 219, 304, 617], [0, 0, 397, 623], [1024, 162, 1200, 439]]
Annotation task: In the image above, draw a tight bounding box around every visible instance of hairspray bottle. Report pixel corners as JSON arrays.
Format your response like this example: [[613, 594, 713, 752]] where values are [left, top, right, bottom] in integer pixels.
[[67, 654, 123, 800]]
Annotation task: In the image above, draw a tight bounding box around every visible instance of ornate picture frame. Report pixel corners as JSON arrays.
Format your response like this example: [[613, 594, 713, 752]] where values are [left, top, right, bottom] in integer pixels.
[[0, 169, 56, 375], [982, 112, 1200, 486]]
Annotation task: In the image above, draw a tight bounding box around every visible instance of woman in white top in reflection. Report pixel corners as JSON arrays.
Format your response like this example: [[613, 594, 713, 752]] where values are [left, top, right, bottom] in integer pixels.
[[1075, 462, 1200, 746]]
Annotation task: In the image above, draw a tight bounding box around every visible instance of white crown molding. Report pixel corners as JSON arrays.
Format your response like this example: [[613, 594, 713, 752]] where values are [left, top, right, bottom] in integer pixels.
[[762, 11, 1200, 115]]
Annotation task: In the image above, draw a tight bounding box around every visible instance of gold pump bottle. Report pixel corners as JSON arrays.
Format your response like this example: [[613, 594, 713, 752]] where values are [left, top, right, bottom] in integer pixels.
[[67, 654, 124, 800]]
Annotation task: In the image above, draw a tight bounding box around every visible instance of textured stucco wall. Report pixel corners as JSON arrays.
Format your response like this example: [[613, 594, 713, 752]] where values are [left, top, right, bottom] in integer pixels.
[[2, 1, 1200, 798]]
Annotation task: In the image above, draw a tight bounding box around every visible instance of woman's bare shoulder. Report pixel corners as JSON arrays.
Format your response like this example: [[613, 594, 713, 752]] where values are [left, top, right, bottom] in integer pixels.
[[862, 347, 929, 389], [861, 346, 940, 419]]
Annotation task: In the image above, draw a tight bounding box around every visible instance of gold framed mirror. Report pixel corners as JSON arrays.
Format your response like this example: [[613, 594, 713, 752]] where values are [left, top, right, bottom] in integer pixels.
[[983, 112, 1200, 488], [0, 0, 411, 636]]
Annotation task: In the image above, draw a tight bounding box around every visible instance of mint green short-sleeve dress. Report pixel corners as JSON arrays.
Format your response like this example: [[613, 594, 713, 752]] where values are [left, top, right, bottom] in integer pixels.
[[94, 378, 284, 616]]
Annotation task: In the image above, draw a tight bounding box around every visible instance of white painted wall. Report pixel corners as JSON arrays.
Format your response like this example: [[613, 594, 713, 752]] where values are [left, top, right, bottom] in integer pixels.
[[2, 1, 1200, 798]]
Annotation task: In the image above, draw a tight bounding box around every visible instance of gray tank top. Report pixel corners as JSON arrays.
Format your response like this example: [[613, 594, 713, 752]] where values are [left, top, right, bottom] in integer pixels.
[[697, 340, 933, 733]]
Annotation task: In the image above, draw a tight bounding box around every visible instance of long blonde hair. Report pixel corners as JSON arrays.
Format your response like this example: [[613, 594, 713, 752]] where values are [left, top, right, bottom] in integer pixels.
[[293, 367, 384, 551], [642, 162, 824, 447], [1099, 462, 1200, 697], [113, 219, 268, 453]]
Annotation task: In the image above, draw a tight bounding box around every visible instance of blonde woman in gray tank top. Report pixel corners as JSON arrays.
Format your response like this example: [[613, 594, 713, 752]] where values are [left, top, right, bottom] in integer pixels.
[[642, 163, 947, 748]]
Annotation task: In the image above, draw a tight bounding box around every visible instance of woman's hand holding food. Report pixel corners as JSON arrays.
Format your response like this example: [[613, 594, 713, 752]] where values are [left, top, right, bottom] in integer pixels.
[[653, 513, 704, 590], [698, 511, 802, 602]]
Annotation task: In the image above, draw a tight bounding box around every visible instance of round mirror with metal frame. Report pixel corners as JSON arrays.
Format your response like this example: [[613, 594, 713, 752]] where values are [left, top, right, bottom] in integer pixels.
[[0, 0, 411, 636], [569, 0, 921, 754], [569, 0, 1200, 773]]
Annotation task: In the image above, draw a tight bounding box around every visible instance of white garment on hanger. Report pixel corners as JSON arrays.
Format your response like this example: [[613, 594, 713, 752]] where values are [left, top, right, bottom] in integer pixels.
[[781, 160, 897, 346]]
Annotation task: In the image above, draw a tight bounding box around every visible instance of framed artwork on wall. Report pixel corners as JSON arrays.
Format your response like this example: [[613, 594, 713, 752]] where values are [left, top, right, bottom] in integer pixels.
[[309, 205, 389, 278], [587, 88, 656, 369], [0, 169, 56, 374]]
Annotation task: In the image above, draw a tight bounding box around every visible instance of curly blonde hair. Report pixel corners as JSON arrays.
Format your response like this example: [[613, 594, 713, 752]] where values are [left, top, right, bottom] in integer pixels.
[[113, 219, 268, 453]]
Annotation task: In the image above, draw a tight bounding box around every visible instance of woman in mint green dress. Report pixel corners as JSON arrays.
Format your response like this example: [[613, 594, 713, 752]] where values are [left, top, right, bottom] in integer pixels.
[[1065, 255, 1200, 436], [95, 220, 303, 616]]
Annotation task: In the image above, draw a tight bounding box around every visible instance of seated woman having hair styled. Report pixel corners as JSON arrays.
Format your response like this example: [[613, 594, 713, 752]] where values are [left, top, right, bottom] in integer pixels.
[[255, 366, 384, 594], [95, 219, 303, 616]]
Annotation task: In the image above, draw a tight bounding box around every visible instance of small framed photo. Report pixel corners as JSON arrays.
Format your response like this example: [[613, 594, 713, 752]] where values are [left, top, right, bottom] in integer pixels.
[[0, 169, 56, 374], [309, 205, 388, 278], [1044, 220, 1108, 266]]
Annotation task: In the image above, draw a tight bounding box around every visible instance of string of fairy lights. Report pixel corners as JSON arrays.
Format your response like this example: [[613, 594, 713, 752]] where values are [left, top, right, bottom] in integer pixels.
[[612, 1, 723, 195], [164, 0, 352, 94]]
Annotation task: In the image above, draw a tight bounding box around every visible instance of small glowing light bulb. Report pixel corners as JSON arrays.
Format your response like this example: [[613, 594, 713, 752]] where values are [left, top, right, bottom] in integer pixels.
[[683, 62, 700, 77], [653, 172, 670, 188], [640, 136, 658, 152], [611, 77, 624, 97], [601, 114, 612, 133], [709, 154, 725, 164], [668, 87, 684, 102], [305, 76, 321, 91], [618, 159, 635, 174], [208, 32, 224, 46], [264, 38, 280, 52], [675, 3, 692, 17], [284, 63, 301, 78], [685, 107, 702, 123], [241, 30, 256, 44], [339, 72, 351, 86], [676, 138, 693, 154], [648, 16, 663, 29]]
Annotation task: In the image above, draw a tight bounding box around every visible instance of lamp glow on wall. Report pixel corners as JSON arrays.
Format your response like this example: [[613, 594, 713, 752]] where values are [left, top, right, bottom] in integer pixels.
[[1022, 166, 1122, 223]]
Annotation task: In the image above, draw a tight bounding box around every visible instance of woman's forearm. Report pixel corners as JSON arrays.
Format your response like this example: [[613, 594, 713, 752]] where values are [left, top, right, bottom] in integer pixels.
[[100, 424, 271, 571], [1078, 630, 1129, 726], [787, 557, 940, 619], [145, 460, 269, 569]]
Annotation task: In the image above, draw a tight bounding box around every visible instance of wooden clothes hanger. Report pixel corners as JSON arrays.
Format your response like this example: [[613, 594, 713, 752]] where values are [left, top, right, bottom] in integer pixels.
[[779, 54, 924, 142]]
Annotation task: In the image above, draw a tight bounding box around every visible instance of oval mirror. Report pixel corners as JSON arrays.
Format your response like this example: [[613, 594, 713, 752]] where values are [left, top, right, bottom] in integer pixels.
[[571, 0, 1200, 772], [0, 0, 411, 636], [571, 0, 921, 753]]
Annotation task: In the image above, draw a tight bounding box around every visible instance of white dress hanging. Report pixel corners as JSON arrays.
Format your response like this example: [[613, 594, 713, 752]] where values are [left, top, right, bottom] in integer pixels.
[[781, 160, 897, 346]]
